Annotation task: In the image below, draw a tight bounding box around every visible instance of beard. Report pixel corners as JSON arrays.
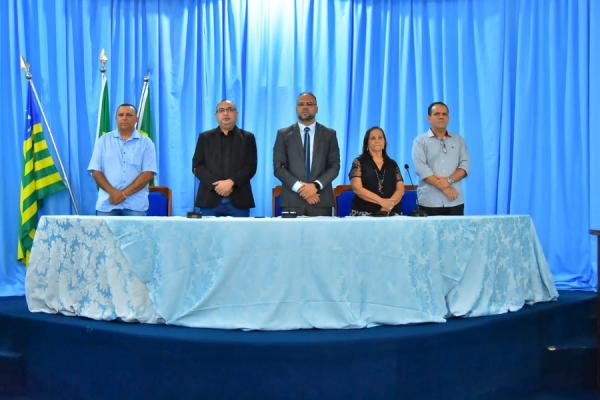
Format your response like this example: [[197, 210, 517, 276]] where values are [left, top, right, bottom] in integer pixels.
[[297, 112, 315, 122]]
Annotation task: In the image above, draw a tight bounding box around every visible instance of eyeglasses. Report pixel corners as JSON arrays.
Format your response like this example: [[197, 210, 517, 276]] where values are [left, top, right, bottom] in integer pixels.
[[441, 140, 447, 154], [217, 107, 237, 114], [297, 102, 317, 107]]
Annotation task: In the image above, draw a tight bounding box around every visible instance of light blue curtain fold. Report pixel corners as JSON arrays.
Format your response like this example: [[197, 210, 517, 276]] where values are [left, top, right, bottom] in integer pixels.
[[1, 0, 597, 295]]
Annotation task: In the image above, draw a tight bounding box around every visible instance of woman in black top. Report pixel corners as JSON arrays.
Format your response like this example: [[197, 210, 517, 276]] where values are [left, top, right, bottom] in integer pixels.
[[349, 126, 405, 216]]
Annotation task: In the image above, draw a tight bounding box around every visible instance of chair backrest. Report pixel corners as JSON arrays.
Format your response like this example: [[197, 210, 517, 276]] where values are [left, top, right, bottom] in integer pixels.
[[148, 186, 172, 216], [402, 185, 417, 216], [272, 185, 282, 217], [334, 184, 353, 217]]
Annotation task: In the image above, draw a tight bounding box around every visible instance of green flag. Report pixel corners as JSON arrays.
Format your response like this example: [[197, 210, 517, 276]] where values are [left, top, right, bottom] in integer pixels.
[[137, 81, 154, 141], [96, 74, 111, 140], [18, 85, 66, 264], [137, 79, 156, 185]]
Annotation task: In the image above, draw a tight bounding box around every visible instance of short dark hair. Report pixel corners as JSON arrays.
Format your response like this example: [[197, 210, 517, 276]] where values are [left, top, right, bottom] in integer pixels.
[[427, 101, 449, 116], [361, 126, 388, 158], [297, 92, 317, 104], [116, 103, 137, 114]]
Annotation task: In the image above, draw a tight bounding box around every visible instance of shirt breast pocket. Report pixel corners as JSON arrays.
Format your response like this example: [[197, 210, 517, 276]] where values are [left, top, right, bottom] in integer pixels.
[[123, 148, 143, 173]]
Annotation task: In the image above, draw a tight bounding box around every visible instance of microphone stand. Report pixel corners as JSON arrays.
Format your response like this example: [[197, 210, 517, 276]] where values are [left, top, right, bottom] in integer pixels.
[[404, 164, 427, 217], [187, 167, 203, 218]]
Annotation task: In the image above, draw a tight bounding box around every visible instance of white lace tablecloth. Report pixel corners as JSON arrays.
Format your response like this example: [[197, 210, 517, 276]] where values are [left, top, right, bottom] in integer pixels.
[[26, 215, 557, 330]]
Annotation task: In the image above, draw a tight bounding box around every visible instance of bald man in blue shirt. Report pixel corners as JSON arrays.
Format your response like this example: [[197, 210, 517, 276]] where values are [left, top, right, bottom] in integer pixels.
[[88, 104, 157, 216]]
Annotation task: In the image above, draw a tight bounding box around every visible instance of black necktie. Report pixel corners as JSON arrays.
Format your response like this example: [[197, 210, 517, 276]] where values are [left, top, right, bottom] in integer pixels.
[[304, 127, 311, 180]]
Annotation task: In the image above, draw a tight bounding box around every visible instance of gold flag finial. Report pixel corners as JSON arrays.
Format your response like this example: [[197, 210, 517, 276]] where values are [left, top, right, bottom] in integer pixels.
[[99, 49, 108, 73], [20, 56, 32, 80]]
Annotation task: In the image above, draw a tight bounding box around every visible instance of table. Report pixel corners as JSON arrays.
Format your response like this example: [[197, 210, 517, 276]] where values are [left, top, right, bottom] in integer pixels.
[[26, 215, 558, 330]]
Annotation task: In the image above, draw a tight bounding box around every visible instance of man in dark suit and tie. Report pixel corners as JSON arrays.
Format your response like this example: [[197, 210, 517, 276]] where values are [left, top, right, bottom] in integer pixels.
[[192, 99, 257, 216], [273, 92, 340, 216]]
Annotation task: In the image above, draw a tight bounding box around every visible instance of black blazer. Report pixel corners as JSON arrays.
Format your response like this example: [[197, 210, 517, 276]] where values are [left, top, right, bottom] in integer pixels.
[[192, 126, 257, 209], [273, 122, 340, 208]]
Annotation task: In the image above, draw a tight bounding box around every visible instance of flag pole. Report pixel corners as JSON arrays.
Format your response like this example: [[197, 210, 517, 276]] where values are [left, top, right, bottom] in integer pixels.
[[136, 75, 149, 125], [20, 56, 80, 215], [95, 49, 108, 142], [136, 74, 157, 186]]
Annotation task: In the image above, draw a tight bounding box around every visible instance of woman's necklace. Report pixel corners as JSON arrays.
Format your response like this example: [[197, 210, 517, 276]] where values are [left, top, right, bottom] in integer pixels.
[[375, 166, 385, 194]]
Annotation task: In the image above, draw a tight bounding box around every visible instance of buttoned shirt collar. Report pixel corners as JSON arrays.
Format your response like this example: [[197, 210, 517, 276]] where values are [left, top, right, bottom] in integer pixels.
[[427, 128, 452, 138], [110, 129, 143, 141], [298, 121, 316, 136]]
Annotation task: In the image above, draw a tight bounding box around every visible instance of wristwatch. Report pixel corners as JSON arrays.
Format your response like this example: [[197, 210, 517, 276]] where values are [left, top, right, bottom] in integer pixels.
[[313, 182, 321, 192], [447, 177, 455, 185]]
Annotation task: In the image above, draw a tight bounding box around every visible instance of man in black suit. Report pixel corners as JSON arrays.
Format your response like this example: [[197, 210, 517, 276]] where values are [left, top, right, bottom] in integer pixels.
[[192, 100, 257, 216], [273, 92, 340, 216]]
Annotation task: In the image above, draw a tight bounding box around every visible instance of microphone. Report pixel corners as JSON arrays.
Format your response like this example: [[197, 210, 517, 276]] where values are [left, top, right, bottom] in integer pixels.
[[186, 172, 202, 218], [403, 164, 427, 217], [187, 165, 203, 219]]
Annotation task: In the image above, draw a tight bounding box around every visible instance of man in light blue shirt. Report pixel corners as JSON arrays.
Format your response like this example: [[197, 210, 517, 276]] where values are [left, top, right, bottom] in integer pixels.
[[88, 103, 157, 216], [411, 102, 470, 215]]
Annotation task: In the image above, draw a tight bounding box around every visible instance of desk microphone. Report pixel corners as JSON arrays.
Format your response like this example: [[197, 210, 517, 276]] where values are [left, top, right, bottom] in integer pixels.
[[187, 168, 203, 218], [404, 164, 427, 217]]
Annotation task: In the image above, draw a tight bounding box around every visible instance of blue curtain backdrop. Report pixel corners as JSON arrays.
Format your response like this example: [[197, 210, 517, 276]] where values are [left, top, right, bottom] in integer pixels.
[[0, 0, 598, 295]]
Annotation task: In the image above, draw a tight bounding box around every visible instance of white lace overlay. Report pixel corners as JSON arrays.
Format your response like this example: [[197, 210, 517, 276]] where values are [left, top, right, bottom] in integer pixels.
[[25, 215, 558, 330], [26, 217, 160, 323]]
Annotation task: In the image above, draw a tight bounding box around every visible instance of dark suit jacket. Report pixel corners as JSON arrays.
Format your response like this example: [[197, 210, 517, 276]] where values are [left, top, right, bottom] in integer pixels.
[[273, 122, 340, 209], [192, 126, 257, 209]]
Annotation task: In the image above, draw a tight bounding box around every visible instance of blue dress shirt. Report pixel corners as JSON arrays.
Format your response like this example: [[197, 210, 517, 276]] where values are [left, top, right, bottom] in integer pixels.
[[412, 129, 471, 207], [88, 129, 157, 212]]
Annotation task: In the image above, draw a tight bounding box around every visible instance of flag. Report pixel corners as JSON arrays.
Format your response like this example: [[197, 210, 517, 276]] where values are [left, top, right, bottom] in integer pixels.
[[17, 85, 66, 264], [137, 79, 156, 185], [96, 74, 111, 140], [137, 80, 154, 142]]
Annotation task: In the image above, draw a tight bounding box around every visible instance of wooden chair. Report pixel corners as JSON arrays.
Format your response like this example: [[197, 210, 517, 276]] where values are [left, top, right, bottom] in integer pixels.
[[334, 184, 418, 216], [148, 185, 172, 216], [334, 184, 353, 217], [272, 185, 282, 217], [402, 184, 417, 215]]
